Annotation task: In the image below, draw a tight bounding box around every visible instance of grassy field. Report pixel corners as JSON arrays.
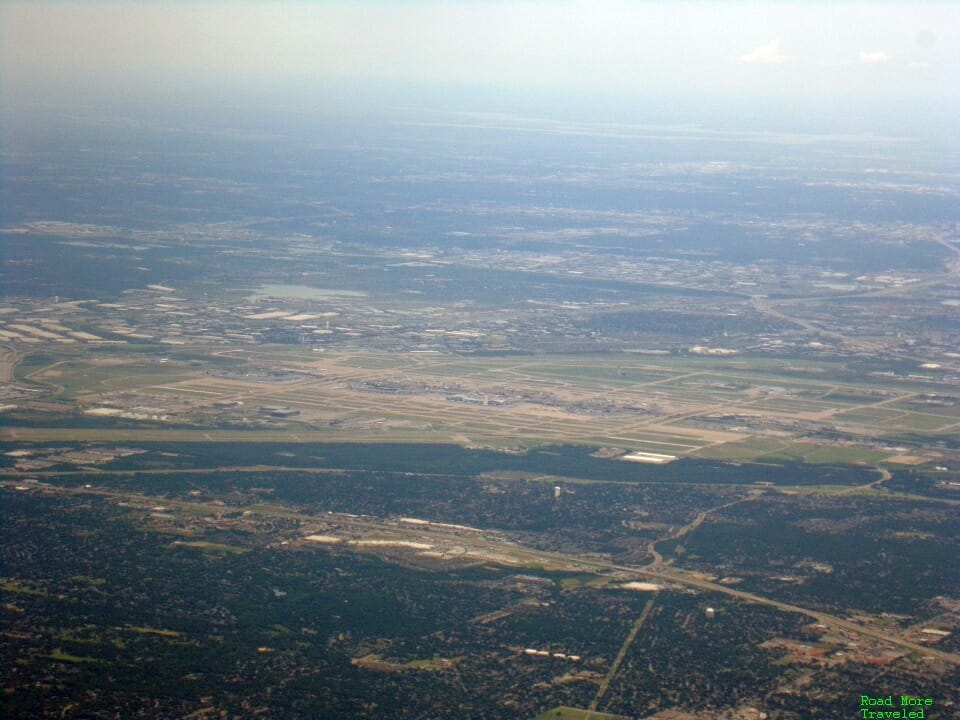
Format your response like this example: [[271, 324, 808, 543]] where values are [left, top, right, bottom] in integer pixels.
[[755, 443, 891, 466], [832, 407, 910, 424], [532, 707, 626, 720], [888, 397, 960, 418], [886, 412, 956, 432], [690, 436, 788, 460]]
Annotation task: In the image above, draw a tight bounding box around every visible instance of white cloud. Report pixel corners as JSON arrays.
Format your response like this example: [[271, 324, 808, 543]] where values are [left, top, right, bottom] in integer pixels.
[[859, 51, 891, 64], [738, 38, 791, 65]]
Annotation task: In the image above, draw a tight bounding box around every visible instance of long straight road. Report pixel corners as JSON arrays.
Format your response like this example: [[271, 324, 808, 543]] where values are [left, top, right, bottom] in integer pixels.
[[588, 595, 658, 715]]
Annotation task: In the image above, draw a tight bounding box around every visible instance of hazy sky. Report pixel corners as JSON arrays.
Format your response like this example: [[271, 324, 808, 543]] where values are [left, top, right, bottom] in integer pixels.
[[2, 1, 958, 129]]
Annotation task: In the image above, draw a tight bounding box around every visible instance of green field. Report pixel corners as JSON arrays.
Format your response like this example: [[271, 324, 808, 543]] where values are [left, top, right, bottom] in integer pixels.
[[342, 355, 421, 370], [533, 707, 626, 720], [690, 436, 788, 460], [885, 412, 956, 432], [755, 443, 890, 466], [832, 407, 909, 425], [887, 397, 960, 418]]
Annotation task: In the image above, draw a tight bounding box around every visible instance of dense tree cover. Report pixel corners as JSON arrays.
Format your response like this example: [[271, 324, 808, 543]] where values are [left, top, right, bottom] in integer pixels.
[[0, 441, 879, 486], [0, 490, 815, 719], [20, 463, 741, 557], [671, 495, 960, 615], [2, 446, 954, 719]]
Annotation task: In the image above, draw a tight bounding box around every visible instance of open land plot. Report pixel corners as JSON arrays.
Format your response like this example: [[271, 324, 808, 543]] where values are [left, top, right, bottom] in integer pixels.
[[148, 385, 225, 396], [394, 358, 532, 377], [655, 372, 831, 392], [9, 349, 956, 463], [338, 355, 423, 370], [645, 380, 871, 411], [818, 388, 892, 401], [879, 411, 958, 432], [558, 438, 695, 455], [741, 397, 853, 415], [886, 396, 960, 418], [832, 407, 956, 433], [752, 442, 892, 466], [533, 707, 627, 720], [591, 428, 710, 446], [634, 384, 752, 403], [831, 407, 912, 425], [634, 391, 729, 410], [0, 346, 17, 383], [22, 354, 198, 391], [689, 437, 790, 461], [66, 369, 198, 396], [505, 363, 682, 384]]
